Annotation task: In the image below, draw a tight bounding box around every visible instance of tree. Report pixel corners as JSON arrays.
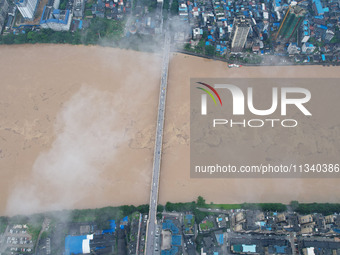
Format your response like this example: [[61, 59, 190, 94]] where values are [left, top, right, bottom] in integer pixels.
[[197, 196, 206, 207], [170, 0, 179, 15], [195, 39, 205, 53], [290, 201, 299, 211], [205, 45, 215, 56], [184, 43, 191, 51], [157, 204, 164, 212]]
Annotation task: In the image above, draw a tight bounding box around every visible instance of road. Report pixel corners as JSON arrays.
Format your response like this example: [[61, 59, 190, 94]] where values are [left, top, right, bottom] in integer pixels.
[[144, 32, 171, 255]]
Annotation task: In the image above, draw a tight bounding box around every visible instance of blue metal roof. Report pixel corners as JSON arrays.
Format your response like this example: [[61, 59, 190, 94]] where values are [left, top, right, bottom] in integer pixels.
[[274, 245, 287, 254], [65, 235, 87, 255], [172, 235, 182, 246], [102, 220, 116, 234], [312, 0, 325, 15]]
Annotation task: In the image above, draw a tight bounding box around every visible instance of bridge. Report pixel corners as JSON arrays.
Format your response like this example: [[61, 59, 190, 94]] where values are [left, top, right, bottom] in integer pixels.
[[144, 32, 171, 255]]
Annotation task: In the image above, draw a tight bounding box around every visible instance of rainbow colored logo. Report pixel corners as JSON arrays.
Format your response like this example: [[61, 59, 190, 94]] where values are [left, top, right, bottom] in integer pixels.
[[196, 82, 222, 106]]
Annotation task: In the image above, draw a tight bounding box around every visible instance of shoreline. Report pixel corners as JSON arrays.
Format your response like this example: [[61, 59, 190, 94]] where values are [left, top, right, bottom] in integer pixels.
[[0, 42, 338, 67], [1, 200, 339, 218]]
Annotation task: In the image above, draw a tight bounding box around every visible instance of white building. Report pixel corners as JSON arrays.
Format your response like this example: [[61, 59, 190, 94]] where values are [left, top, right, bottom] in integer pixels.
[[40, 7, 72, 31], [16, 0, 38, 20], [231, 16, 251, 52], [301, 42, 316, 54], [287, 42, 300, 55], [73, 0, 84, 18], [0, 0, 9, 34]]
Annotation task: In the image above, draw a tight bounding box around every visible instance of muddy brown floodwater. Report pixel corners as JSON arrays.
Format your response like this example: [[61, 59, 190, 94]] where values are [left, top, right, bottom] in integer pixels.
[[160, 53, 340, 206], [0, 44, 339, 216]]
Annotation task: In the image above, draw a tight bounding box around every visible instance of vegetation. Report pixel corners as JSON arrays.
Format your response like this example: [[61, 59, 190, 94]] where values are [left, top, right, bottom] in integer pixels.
[[27, 215, 44, 242], [71, 205, 149, 229], [170, 0, 179, 15], [163, 0, 169, 11], [157, 204, 164, 212], [208, 204, 242, 210], [0, 216, 8, 234], [197, 196, 206, 207], [0, 18, 124, 46], [165, 201, 196, 212], [184, 43, 192, 51], [205, 45, 215, 56], [293, 202, 340, 215], [131, 211, 140, 221], [241, 203, 287, 212], [199, 220, 214, 230], [193, 209, 212, 224], [82, 18, 125, 44], [184, 214, 195, 234], [59, 0, 68, 10], [141, 0, 157, 12]]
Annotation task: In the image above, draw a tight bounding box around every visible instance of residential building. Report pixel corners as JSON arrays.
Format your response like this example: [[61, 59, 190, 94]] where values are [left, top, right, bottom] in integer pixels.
[[312, 0, 329, 16], [179, 3, 188, 21], [325, 215, 335, 224], [288, 42, 301, 54], [273, 0, 282, 12], [302, 42, 316, 54], [73, 0, 85, 18], [299, 214, 314, 225], [301, 19, 310, 43], [16, 0, 38, 20], [0, 0, 9, 34], [231, 16, 251, 52], [324, 30, 335, 42], [192, 27, 203, 40]]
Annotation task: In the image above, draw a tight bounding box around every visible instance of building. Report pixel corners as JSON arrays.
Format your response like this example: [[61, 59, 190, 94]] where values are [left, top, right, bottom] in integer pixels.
[[325, 215, 335, 224], [287, 42, 301, 55], [73, 0, 85, 18], [301, 42, 316, 54], [312, 0, 329, 16], [273, 0, 282, 12], [231, 244, 257, 254], [235, 212, 245, 223], [231, 16, 251, 52], [276, 213, 287, 223], [16, 0, 38, 20], [40, 6, 72, 31], [324, 30, 335, 42], [65, 234, 115, 255], [46, 0, 60, 10], [0, 0, 9, 34], [301, 19, 310, 43], [192, 27, 203, 40], [300, 222, 315, 234], [299, 215, 314, 225], [179, 3, 188, 21]]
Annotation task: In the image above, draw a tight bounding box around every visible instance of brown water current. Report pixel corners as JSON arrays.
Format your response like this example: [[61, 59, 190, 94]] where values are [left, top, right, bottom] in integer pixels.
[[0, 44, 339, 215]]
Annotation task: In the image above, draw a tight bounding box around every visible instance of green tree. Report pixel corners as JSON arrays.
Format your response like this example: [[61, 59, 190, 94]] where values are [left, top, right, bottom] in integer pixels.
[[290, 201, 299, 211], [170, 0, 178, 15], [157, 204, 164, 212], [205, 45, 215, 56], [184, 43, 191, 51], [197, 196, 206, 207]]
